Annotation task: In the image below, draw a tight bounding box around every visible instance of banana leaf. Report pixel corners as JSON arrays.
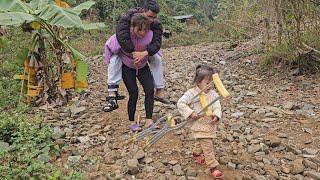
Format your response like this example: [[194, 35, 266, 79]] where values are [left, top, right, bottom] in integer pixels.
[[72, 1, 95, 15], [75, 60, 88, 92], [0, 0, 31, 13], [38, 4, 83, 28], [15, 48, 29, 66], [68, 45, 85, 62], [0, 12, 35, 26], [29, 0, 53, 11]]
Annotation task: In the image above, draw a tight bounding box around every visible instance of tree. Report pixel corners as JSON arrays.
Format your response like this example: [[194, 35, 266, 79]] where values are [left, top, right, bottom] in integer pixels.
[[0, 0, 105, 105]]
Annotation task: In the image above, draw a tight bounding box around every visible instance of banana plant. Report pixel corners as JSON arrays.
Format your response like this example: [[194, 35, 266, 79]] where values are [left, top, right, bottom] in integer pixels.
[[0, 0, 105, 106]]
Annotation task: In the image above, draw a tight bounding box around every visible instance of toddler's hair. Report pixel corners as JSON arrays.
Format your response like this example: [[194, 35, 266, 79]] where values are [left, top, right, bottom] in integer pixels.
[[193, 64, 217, 84], [131, 13, 151, 30]]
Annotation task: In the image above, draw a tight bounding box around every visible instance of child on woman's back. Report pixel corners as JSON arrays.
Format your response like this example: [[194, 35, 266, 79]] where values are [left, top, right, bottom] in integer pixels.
[[177, 64, 224, 179]]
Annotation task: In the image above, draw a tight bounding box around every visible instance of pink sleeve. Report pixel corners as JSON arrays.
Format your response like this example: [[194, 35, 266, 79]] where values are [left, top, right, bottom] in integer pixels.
[[104, 34, 121, 64]]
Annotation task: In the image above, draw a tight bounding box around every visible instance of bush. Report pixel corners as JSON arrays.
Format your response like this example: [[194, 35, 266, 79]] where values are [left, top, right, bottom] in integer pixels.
[[0, 109, 83, 179]]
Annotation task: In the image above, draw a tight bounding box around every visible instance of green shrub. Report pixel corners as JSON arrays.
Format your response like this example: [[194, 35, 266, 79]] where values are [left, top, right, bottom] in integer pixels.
[[0, 109, 83, 179]]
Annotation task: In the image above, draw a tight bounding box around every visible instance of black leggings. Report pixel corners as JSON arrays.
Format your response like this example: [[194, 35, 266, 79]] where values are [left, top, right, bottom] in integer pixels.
[[122, 65, 154, 121]]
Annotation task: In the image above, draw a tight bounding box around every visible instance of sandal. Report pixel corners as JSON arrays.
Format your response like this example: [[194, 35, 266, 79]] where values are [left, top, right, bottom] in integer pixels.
[[154, 96, 171, 104], [129, 123, 141, 132], [103, 97, 118, 112], [106, 92, 125, 101], [210, 167, 224, 179], [193, 153, 205, 165]]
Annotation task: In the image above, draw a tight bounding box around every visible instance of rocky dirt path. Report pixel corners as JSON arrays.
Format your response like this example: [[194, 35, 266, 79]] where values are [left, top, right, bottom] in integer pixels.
[[47, 40, 320, 180]]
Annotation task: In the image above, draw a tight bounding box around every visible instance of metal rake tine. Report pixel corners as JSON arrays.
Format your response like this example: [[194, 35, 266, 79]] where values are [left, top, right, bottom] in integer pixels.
[[144, 130, 167, 150], [171, 121, 188, 130], [143, 125, 168, 149], [145, 127, 171, 150], [136, 129, 160, 141]]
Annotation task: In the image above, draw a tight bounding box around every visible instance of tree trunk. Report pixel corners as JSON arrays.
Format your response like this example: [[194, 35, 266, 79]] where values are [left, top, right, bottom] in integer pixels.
[[274, 0, 283, 44]]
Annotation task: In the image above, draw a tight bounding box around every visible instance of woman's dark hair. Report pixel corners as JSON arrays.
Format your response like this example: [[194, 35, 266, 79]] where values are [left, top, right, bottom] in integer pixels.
[[193, 64, 217, 84], [144, 0, 160, 14], [131, 13, 151, 30]]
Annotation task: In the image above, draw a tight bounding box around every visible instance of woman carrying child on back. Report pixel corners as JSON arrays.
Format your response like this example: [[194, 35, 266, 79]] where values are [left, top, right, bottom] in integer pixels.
[[177, 64, 224, 179], [104, 13, 157, 131]]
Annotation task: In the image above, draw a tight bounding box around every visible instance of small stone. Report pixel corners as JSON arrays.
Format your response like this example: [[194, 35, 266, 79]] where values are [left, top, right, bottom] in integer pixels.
[[281, 165, 290, 174], [303, 103, 315, 110], [241, 176, 252, 180], [284, 102, 295, 110], [302, 148, 318, 155], [70, 106, 86, 115], [287, 145, 302, 155], [134, 150, 145, 160], [278, 133, 288, 138], [168, 160, 178, 165], [303, 159, 317, 170], [145, 158, 153, 164], [246, 92, 257, 96], [310, 156, 320, 164], [127, 159, 139, 175], [67, 156, 81, 168], [172, 164, 183, 176], [77, 136, 90, 144], [225, 134, 234, 142], [52, 127, 66, 140], [289, 159, 304, 175], [294, 174, 304, 180], [143, 166, 155, 172], [244, 127, 251, 134], [231, 123, 242, 132], [255, 175, 266, 180], [232, 112, 244, 119], [284, 152, 296, 161], [219, 156, 230, 165], [264, 164, 278, 177], [304, 171, 320, 179], [227, 162, 236, 169], [248, 144, 261, 154], [265, 135, 281, 148], [186, 167, 197, 177], [219, 60, 226, 65]]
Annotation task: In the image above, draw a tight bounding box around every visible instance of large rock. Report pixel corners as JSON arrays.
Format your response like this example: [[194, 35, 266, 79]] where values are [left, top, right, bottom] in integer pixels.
[[127, 159, 139, 175], [289, 159, 305, 175], [0, 141, 10, 151]]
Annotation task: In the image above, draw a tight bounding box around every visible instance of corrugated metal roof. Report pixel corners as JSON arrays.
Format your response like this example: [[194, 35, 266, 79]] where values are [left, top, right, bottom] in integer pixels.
[[172, 15, 193, 20]]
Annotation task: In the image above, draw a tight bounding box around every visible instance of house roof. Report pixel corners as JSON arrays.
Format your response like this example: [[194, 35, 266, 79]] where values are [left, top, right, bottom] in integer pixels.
[[172, 15, 193, 20]]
